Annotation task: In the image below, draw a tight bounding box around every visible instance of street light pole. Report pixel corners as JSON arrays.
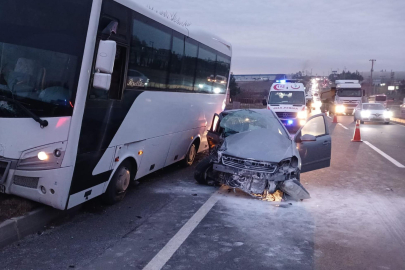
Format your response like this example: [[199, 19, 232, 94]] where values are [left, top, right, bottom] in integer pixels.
[[369, 59, 376, 95]]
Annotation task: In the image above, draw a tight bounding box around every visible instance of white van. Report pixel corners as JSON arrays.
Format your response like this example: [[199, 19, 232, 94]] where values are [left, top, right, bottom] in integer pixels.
[[263, 81, 308, 132]]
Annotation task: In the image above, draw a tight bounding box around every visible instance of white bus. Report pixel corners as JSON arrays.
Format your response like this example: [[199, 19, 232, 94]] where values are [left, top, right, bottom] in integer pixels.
[[0, 0, 232, 210]]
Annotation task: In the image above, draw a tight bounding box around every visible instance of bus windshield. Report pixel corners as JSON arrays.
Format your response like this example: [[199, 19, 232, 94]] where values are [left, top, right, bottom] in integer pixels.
[[337, 88, 362, 97], [269, 91, 305, 105], [0, 0, 92, 118], [375, 96, 387, 101]]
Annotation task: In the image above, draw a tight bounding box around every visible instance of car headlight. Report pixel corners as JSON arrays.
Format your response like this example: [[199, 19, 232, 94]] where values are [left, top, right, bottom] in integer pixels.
[[336, 105, 345, 113], [17, 141, 67, 170], [384, 111, 392, 118], [297, 110, 307, 119], [361, 111, 371, 118]]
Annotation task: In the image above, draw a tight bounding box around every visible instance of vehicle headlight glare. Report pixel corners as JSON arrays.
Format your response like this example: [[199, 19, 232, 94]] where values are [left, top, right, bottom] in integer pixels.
[[336, 105, 345, 113], [213, 87, 221, 94], [297, 111, 307, 119], [37, 151, 49, 161], [361, 111, 370, 118], [384, 111, 392, 118]]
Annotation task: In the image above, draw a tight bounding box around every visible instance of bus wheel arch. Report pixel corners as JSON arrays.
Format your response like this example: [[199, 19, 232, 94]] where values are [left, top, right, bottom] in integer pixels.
[[102, 157, 138, 205], [184, 136, 201, 166]]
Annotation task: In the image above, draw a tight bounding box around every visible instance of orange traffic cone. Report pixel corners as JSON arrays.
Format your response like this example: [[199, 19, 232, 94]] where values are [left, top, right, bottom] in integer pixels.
[[351, 120, 362, 142], [332, 114, 338, 123]]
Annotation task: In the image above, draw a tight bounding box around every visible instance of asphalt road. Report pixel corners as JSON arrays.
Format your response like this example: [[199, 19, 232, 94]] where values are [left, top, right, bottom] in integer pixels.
[[1, 116, 405, 270]]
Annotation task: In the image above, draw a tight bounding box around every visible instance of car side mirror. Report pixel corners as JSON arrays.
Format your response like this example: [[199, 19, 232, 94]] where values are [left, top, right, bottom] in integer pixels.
[[93, 40, 117, 91], [301, 134, 316, 141], [262, 99, 267, 106]]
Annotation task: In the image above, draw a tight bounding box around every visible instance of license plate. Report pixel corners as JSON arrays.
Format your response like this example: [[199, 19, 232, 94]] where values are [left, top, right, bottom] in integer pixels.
[[0, 185, 5, 193]]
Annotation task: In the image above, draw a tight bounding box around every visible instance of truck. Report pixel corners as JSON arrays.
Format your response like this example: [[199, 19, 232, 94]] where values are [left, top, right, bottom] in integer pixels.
[[320, 80, 364, 115]]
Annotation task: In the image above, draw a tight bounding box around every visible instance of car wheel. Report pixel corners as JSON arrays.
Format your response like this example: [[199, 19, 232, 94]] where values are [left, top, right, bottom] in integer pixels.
[[384, 122, 389, 125], [360, 121, 364, 124], [183, 143, 197, 166], [102, 160, 133, 205], [194, 156, 213, 185]]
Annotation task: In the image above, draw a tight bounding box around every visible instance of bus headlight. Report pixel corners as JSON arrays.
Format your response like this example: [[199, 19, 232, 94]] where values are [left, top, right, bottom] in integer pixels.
[[384, 111, 392, 118], [297, 111, 307, 119], [17, 141, 67, 170], [336, 105, 345, 113], [361, 111, 371, 118], [37, 152, 49, 161]]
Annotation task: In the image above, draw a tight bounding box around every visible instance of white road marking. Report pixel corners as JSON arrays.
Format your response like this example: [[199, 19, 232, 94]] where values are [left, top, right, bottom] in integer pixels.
[[338, 123, 348, 130], [143, 188, 223, 270], [364, 141, 405, 168]]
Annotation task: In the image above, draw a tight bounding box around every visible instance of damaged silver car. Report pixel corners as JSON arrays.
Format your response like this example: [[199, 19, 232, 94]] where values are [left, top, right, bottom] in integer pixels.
[[194, 109, 331, 201]]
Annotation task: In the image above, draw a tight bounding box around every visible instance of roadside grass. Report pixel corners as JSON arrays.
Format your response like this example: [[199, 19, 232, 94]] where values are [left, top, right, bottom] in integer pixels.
[[0, 194, 39, 223]]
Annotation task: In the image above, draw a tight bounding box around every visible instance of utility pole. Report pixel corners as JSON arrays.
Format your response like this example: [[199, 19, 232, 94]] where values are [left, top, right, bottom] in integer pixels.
[[369, 59, 376, 95]]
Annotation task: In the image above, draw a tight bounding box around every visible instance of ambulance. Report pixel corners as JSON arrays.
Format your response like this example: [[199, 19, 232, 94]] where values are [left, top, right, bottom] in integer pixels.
[[263, 80, 308, 132]]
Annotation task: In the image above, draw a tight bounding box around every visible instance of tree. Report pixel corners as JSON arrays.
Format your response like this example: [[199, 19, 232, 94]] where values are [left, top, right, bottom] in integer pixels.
[[147, 6, 191, 28], [229, 74, 240, 97], [328, 70, 364, 83]]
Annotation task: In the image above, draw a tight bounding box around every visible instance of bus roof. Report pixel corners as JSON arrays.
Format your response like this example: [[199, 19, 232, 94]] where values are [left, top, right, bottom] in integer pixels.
[[115, 0, 232, 57]]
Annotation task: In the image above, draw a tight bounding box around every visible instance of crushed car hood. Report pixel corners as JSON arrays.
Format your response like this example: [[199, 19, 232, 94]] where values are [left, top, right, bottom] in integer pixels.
[[222, 129, 293, 163]]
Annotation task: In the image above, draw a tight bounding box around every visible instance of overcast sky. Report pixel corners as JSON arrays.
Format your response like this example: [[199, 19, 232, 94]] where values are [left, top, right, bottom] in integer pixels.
[[135, 0, 405, 75]]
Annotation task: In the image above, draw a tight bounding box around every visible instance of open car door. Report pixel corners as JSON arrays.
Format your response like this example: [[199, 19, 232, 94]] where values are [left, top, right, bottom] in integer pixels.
[[294, 114, 331, 173], [207, 113, 221, 150]]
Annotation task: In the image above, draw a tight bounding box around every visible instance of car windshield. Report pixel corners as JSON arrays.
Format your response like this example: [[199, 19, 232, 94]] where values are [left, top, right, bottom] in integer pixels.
[[269, 91, 305, 105], [220, 110, 287, 138], [0, 0, 91, 118], [337, 88, 362, 97], [363, 104, 385, 110]]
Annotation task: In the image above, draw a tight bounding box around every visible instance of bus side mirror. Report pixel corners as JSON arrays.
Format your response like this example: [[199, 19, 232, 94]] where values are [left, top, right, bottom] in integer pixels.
[[363, 90, 366, 96], [93, 40, 117, 91], [262, 99, 267, 106]]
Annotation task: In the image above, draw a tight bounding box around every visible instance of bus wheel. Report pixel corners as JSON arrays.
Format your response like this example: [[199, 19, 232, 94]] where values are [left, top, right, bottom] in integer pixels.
[[102, 160, 132, 204], [184, 143, 197, 166]]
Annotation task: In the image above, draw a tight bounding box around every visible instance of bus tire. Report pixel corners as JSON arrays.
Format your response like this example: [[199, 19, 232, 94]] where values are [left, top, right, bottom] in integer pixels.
[[194, 156, 212, 185], [102, 160, 133, 205], [183, 143, 197, 166]]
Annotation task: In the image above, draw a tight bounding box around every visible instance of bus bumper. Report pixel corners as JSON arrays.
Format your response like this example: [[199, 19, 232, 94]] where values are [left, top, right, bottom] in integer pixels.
[[2, 166, 73, 210]]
